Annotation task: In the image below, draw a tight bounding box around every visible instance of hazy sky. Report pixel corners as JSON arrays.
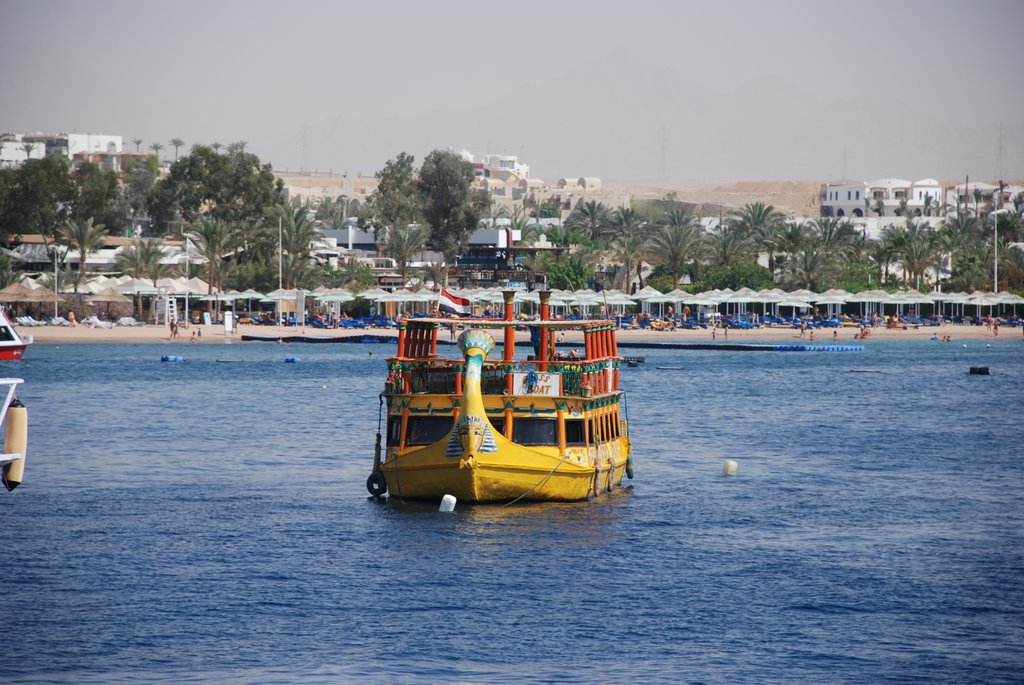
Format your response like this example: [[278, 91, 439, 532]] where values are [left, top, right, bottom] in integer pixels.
[[3, 0, 1022, 182]]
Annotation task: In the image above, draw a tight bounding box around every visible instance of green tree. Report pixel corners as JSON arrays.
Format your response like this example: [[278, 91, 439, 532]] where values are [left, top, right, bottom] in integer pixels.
[[566, 200, 611, 242], [0, 155, 76, 239], [115, 239, 168, 317], [365, 152, 420, 241], [149, 142, 164, 159], [337, 258, 377, 291], [807, 216, 857, 259], [187, 219, 238, 298], [58, 218, 108, 291], [693, 262, 772, 292], [545, 254, 592, 290], [417, 149, 489, 261], [0, 253, 14, 289], [131, 138, 143, 153], [938, 213, 977, 281], [121, 158, 159, 234], [170, 138, 185, 162], [148, 145, 283, 232], [270, 204, 321, 288], [381, 223, 430, 285], [780, 248, 836, 290], [71, 161, 121, 228], [611, 230, 648, 292], [708, 223, 755, 268], [648, 208, 700, 286]]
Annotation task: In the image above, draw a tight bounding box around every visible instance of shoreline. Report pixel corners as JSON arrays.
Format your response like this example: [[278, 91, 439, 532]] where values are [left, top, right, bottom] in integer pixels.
[[20, 321, 1019, 345]]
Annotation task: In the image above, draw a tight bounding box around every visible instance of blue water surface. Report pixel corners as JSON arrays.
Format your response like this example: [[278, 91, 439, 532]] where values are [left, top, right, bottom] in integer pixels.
[[1, 337, 1022, 684]]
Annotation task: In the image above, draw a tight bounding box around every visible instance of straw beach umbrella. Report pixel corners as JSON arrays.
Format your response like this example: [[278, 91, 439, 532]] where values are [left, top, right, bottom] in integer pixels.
[[0, 282, 33, 303], [87, 287, 132, 319]]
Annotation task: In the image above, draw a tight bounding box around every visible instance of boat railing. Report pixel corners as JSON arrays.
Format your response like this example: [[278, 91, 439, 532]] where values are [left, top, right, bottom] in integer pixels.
[[0, 378, 24, 426], [386, 357, 618, 397]]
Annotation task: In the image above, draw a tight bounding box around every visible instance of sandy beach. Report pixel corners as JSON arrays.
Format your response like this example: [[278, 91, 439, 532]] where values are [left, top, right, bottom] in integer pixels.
[[20, 321, 1018, 345]]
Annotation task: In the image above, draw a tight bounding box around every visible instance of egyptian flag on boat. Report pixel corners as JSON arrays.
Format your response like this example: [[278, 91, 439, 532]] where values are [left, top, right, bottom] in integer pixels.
[[438, 288, 471, 316]]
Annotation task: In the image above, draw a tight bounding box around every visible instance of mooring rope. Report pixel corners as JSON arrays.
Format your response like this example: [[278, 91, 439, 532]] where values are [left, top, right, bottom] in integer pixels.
[[502, 456, 569, 507]]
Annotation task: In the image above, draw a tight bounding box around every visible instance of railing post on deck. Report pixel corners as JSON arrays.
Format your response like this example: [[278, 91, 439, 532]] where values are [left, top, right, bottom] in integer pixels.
[[538, 290, 551, 372], [503, 290, 516, 395]]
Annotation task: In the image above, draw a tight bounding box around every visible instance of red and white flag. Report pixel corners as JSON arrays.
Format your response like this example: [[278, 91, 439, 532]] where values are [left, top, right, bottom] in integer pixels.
[[438, 288, 471, 316]]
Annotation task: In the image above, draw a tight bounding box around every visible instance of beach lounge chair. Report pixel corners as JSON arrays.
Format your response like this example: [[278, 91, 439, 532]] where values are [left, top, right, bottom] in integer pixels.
[[83, 315, 115, 329]]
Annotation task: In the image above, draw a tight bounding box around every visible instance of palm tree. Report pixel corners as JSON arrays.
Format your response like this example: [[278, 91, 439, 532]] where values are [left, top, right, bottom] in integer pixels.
[[132, 138, 143, 153], [228, 141, 248, 155], [707, 223, 755, 268], [381, 224, 430, 285], [58, 218, 108, 292], [780, 247, 834, 290], [937, 214, 977, 286], [0, 254, 14, 290], [648, 209, 700, 286], [115, 239, 167, 318], [419, 262, 449, 290], [170, 138, 185, 161], [211, 142, 223, 154], [187, 220, 238, 299], [900, 220, 938, 290], [566, 200, 612, 243], [610, 207, 649, 288], [807, 216, 857, 259], [729, 202, 783, 240], [21, 142, 36, 159], [148, 142, 164, 160], [338, 258, 376, 291], [611, 231, 647, 292], [271, 204, 322, 289], [1000, 245, 1024, 290]]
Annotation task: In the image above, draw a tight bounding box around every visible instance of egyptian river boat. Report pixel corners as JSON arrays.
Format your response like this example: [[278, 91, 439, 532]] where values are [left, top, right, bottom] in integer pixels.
[[366, 290, 634, 503]]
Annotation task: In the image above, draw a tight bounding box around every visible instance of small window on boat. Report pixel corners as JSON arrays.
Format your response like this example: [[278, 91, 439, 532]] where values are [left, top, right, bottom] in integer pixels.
[[387, 416, 402, 446], [405, 416, 453, 446], [489, 417, 504, 435], [513, 418, 557, 446], [0, 327, 13, 342], [564, 419, 586, 446]]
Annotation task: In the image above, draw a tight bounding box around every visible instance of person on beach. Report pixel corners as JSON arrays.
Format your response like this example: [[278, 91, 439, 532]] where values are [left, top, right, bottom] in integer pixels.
[[809, 329, 815, 341], [190, 331, 197, 344], [833, 330, 839, 343], [682, 305, 690, 322], [169, 320, 179, 340], [799, 320, 807, 338], [993, 319, 1000, 336]]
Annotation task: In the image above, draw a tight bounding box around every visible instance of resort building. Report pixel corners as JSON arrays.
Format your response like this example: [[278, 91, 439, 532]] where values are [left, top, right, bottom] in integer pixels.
[[0, 132, 124, 171], [820, 178, 943, 218]]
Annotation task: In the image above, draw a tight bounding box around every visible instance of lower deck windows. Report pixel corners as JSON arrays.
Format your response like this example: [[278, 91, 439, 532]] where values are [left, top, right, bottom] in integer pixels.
[[564, 419, 586, 446], [513, 418, 558, 446], [405, 416, 454, 446]]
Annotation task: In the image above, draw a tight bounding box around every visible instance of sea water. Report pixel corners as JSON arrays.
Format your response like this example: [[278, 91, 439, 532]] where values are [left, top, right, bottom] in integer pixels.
[[1, 338, 1022, 684]]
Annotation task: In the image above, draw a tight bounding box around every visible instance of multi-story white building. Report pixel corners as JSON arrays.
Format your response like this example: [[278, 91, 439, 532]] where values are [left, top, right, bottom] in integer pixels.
[[0, 132, 124, 170], [0, 134, 47, 168], [821, 178, 943, 218]]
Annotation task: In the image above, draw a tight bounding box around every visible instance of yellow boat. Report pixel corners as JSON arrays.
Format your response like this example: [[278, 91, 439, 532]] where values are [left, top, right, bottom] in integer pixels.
[[366, 290, 634, 503]]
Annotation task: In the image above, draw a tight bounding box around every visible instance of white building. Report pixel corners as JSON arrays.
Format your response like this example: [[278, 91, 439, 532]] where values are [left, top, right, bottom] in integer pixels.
[[0, 132, 123, 170], [0, 134, 47, 168], [820, 178, 943, 218]]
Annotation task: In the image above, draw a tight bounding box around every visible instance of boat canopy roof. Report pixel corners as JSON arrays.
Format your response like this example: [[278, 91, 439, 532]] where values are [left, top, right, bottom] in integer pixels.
[[405, 317, 616, 330]]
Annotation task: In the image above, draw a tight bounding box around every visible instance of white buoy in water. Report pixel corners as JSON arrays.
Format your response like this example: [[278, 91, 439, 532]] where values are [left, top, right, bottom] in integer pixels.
[[722, 459, 738, 476], [439, 494, 457, 512]]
